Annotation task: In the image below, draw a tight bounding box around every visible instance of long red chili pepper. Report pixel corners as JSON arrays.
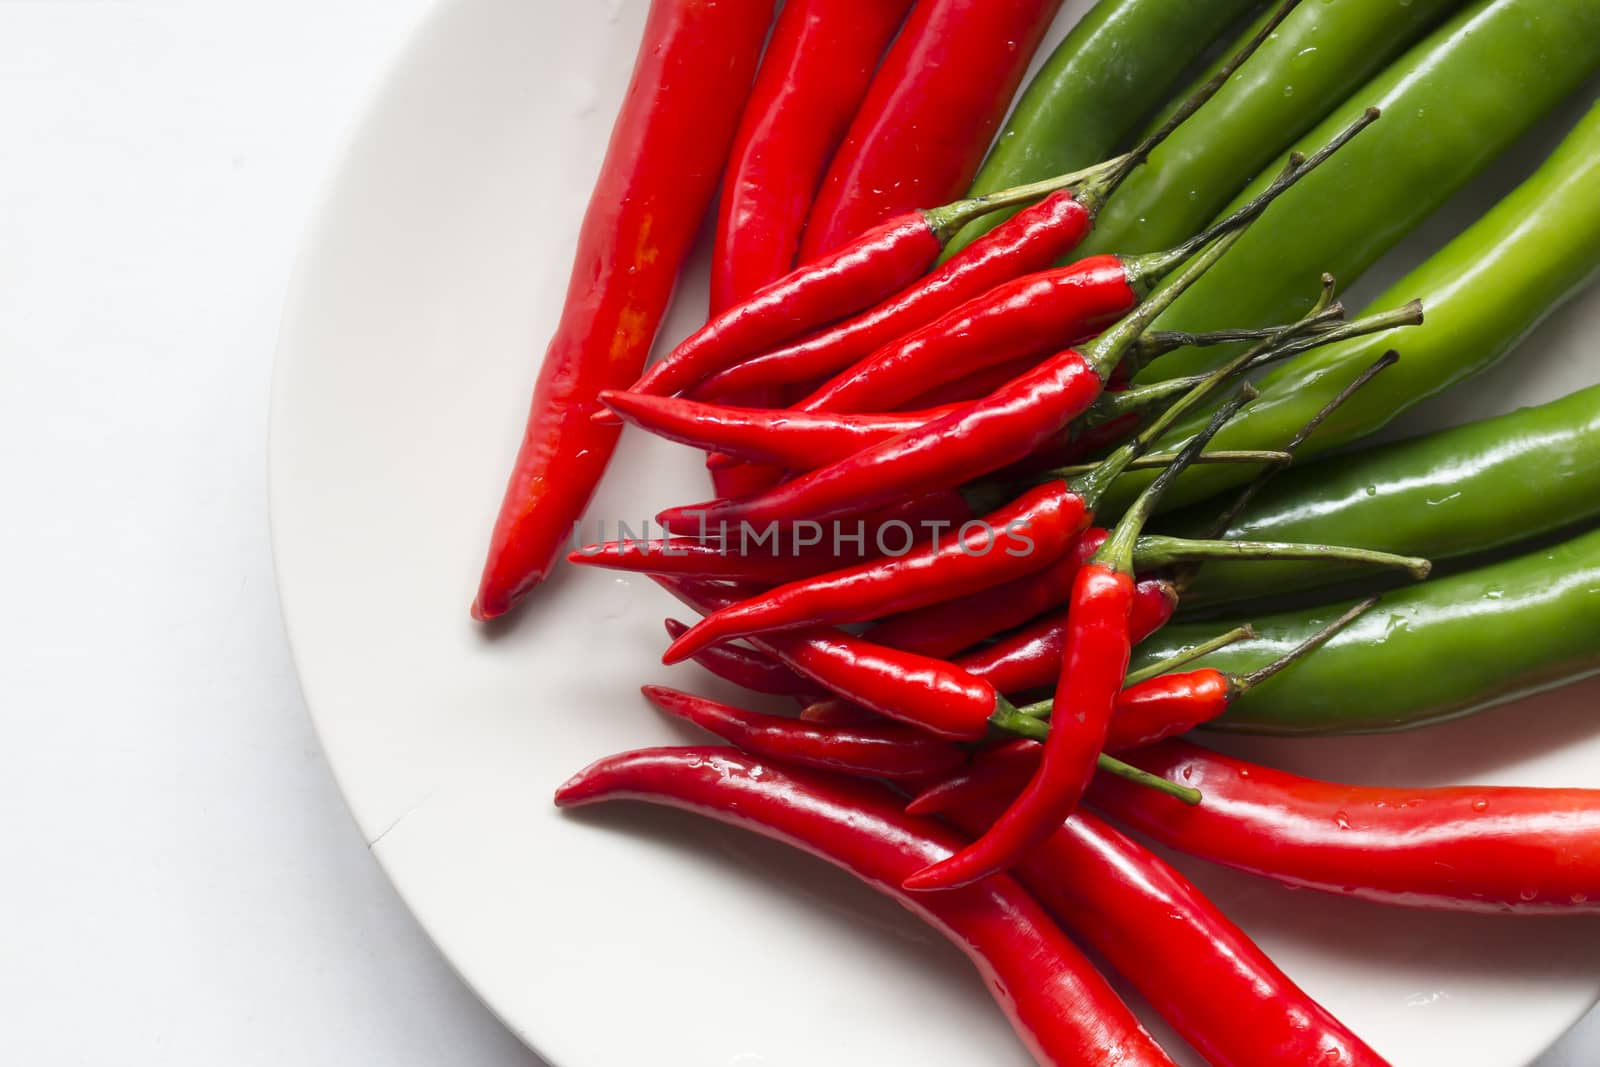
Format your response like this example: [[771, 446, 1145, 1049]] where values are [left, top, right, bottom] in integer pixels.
[[644, 686, 964, 781], [598, 389, 961, 470], [662, 620, 823, 701], [941, 804, 1393, 1067], [656, 577, 1013, 741], [555, 747, 1178, 1065], [470, 0, 774, 619], [661, 482, 1090, 663], [797, 0, 1065, 260], [1090, 740, 1600, 915], [711, 0, 913, 310], [906, 392, 1249, 890]]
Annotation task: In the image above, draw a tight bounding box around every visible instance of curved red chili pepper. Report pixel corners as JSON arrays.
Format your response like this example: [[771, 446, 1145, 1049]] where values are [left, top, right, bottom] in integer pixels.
[[701, 191, 1106, 398], [554, 746, 1177, 1066], [941, 804, 1394, 1067], [644, 686, 964, 781], [470, 0, 775, 619], [799, 254, 1139, 415], [662, 620, 823, 701], [906, 564, 1137, 892], [572, 536, 869, 584], [1090, 740, 1600, 915], [711, 0, 914, 310], [657, 578, 1007, 741], [599, 388, 960, 469], [661, 482, 1090, 662], [659, 350, 1106, 532], [798, 0, 1065, 260]]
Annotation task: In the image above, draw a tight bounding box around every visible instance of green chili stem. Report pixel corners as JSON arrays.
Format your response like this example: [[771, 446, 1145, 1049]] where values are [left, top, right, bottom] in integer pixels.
[[1099, 388, 1258, 575], [1123, 626, 1257, 688], [1097, 754, 1202, 806], [926, 155, 1131, 237], [1137, 535, 1432, 579], [1235, 595, 1380, 693], [1049, 448, 1290, 479]]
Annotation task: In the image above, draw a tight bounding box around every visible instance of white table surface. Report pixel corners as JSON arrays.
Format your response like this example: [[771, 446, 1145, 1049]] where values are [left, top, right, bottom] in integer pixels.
[[0, 2, 1594, 1064]]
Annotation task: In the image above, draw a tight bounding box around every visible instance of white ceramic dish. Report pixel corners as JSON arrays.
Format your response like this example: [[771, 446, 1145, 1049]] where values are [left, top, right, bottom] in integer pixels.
[[269, 2, 1600, 1063]]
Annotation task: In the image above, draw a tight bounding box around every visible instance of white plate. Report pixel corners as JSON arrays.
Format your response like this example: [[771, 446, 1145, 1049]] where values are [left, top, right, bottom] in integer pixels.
[[269, 2, 1600, 1064]]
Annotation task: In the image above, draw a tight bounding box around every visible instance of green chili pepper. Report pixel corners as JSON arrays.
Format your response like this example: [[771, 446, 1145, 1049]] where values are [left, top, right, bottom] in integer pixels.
[[942, 0, 1258, 258], [1078, 0, 1464, 260], [1136, 0, 1600, 385], [1129, 526, 1600, 735], [1103, 90, 1600, 514], [1171, 384, 1600, 609]]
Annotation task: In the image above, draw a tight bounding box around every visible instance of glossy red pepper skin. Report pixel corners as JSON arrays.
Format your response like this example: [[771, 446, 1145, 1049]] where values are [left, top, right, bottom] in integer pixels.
[[657, 578, 1003, 741], [572, 536, 871, 584], [554, 746, 1176, 1067], [798, 255, 1136, 415], [908, 564, 1134, 890], [632, 213, 944, 400], [645, 686, 965, 781], [943, 805, 1393, 1067], [662, 620, 823, 700], [907, 739, 1041, 816], [659, 354, 1105, 533], [711, 0, 914, 310], [701, 190, 1102, 398], [871, 530, 1109, 657], [1110, 669, 1232, 749], [600, 388, 960, 470], [902, 353, 1054, 409], [953, 578, 1175, 695], [470, 0, 774, 619], [662, 483, 1090, 662], [1092, 741, 1600, 915], [799, 0, 1065, 260]]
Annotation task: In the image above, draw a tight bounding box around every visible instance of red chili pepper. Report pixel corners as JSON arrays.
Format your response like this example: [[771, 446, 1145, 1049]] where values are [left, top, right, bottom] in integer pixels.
[[470, 0, 775, 619], [906, 739, 1041, 816], [556, 747, 1178, 1065], [661, 482, 1090, 662], [660, 347, 1109, 533], [644, 686, 964, 781], [711, 0, 914, 311], [701, 195, 1116, 399], [1091, 740, 1600, 915], [906, 392, 1248, 889], [900, 352, 1051, 409], [798, 0, 1064, 259], [662, 620, 823, 701], [598, 388, 960, 469], [941, 804, 1393, 1067], [656, 578, 1011, 741]]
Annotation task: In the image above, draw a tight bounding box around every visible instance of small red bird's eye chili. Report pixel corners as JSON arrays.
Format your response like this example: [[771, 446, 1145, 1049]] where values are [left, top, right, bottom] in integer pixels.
[[662, 620, 823, 701], [470, 0, 777, 619], [796, 0, 1069, 261], [710, 0, 915, 311], [906, 392, 1251, 890], [655, 577, 1014, 741], [1090, 740, 1600, 915], [644, 686, 965, 781], [939, 804, 1394, 1067], [554, 747, 1180, 1065], [1009, 598, 1379, 751], [628, 152, 1126, 404]]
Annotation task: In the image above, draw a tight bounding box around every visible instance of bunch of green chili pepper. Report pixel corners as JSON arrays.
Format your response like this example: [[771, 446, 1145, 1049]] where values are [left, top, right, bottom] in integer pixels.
[[473, 1, 1600, 1062]]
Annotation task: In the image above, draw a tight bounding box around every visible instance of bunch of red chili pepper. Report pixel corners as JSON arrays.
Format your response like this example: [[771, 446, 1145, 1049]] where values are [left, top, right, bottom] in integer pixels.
[[469, 1, 1600, 1063]]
